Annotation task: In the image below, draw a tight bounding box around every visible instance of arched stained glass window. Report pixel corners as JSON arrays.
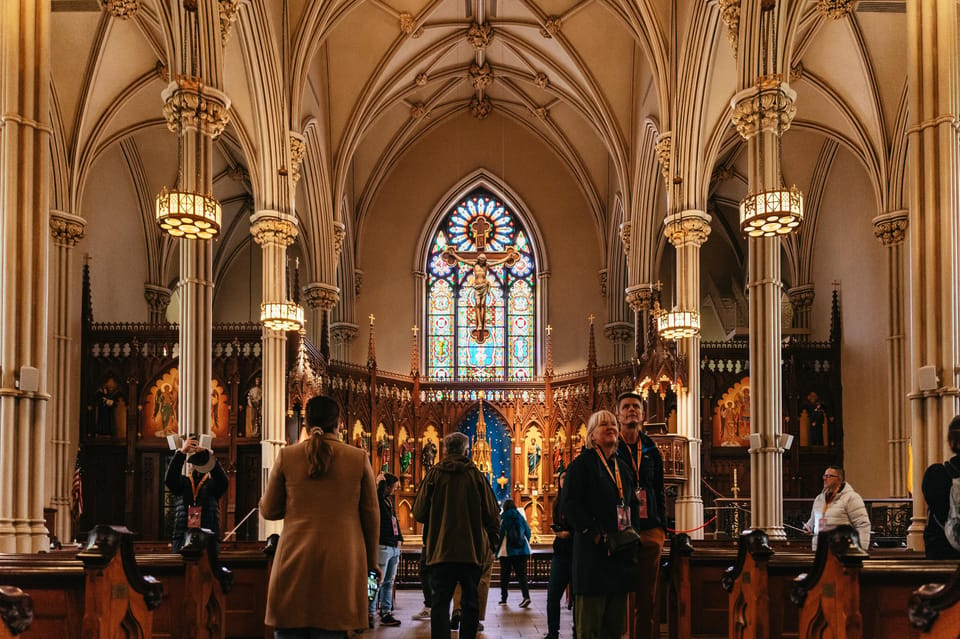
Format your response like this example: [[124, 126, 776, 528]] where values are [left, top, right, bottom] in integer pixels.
[[426, 188, 537, 381]]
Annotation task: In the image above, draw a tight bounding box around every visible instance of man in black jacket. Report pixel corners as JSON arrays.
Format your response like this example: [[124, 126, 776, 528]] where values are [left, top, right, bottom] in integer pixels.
[[615, 391, 666, 639], [922, 416, 960, 559], [164, 434, 228, 552]]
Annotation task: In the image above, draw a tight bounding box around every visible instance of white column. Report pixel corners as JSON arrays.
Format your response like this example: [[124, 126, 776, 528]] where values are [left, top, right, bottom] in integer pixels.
[[665, 210, 711, 539], [252, 213, 298, 538], [0, 0, 53, 552], [48, 212, 85, 543], [873, 211, 909, 497]]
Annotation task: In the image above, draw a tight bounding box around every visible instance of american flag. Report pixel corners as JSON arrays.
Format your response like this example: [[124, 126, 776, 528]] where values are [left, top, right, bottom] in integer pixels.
[[71, 450, 83, 522]]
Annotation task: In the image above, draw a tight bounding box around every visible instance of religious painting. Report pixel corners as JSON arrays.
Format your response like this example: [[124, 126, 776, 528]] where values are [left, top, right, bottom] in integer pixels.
[[94, 376, 126, 439], [210, 380, 229, 439], [712, 377, 751, 447], [398, 426, 413, 476], [799, 390, 833, 446], [375, 423, 391, 473], [144, 368, 179, 437], [524, 424, 544, 487], [421, 425, 439, 477], [552, 428, 568, 476], [456, 403, 511, 502]]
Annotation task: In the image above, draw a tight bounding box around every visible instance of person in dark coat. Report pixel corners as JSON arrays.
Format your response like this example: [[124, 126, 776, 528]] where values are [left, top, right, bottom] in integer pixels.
[[497, 499, 531, 607], [561, 410, 639, 639], [615, 391, 667, 639], [164, 434, 228, 552], [544, 471, 575, 639], [922, 416, 960, 559]]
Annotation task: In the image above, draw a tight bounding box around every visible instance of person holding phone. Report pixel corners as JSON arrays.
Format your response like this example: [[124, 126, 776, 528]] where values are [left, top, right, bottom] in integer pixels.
[[164, 433, 227, 552], [261, 396, 380, 638]]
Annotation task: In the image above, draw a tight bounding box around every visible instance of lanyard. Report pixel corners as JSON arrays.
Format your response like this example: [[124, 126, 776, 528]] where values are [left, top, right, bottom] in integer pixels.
[[619, 436, 643, 476], [594, 448, 624, 502], [189, 473, 209, 503]]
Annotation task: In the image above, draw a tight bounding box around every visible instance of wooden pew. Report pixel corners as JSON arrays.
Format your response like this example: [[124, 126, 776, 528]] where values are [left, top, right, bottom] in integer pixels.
[[262, 534, 278, 639], [723, 530, 773, 639], [0, 586, 33, 637], [662, 533, 693, 639], [78, 525, 164, 638], [908, 561, 960, 637]]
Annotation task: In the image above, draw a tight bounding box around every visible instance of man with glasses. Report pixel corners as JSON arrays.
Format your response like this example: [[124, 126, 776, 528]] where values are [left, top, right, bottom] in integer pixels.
[[803, 466, 871, 550]]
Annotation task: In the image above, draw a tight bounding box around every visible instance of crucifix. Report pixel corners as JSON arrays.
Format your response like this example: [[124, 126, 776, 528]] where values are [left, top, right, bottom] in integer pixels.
[[441, 214, 520, 344]]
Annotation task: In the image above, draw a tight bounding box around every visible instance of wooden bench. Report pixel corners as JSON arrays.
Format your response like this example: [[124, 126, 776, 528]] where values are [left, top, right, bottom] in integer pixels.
[[0, 586, 33, 637], [723, 529, 774, 639], [908, 561, 960, 637], [662, 533, 693, 639]]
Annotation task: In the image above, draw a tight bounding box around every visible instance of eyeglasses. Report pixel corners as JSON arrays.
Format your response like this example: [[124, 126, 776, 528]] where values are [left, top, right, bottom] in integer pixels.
[[822, 474, 841, 479]]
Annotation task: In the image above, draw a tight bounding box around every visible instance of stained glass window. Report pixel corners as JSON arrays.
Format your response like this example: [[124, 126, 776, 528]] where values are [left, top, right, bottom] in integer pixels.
[[426, 189, 537, 381]]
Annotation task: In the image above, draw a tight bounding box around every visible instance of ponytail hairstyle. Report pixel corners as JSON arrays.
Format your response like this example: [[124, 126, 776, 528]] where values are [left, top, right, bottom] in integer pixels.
[[378, 472, 400, 497], [305, 396, 340, 478]]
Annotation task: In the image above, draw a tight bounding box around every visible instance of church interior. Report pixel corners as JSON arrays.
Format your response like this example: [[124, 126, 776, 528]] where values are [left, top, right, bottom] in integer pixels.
[[2, 0, 960, 636]]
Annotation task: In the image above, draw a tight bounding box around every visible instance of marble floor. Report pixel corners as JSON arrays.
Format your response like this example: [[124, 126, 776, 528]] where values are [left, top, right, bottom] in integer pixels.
[[366, 589, 570, 639]]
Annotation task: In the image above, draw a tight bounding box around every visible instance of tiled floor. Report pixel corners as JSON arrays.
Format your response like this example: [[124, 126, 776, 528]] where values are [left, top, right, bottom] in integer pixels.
[[368, 589, 571, 639]]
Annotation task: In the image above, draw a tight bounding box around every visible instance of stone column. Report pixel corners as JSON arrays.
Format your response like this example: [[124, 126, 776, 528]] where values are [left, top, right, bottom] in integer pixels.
[[730, 80, 796, 541], [48, 212, 85, 544], [0, 0, 53, 552], [664, 210, 711, 539], [161, 77, 230, 442], [873, 211, 909, 497], [905, 0, 960, 550], [251, 213, 298, 537], [144, 284, 172, 324], [625, 283, 656, 356], [786, 284, 814, 333]]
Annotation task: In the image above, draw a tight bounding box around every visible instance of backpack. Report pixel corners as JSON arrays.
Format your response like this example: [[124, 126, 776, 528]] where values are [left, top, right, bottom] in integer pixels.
[[506, 519, 524, 550], [944, 462, 960, 552]]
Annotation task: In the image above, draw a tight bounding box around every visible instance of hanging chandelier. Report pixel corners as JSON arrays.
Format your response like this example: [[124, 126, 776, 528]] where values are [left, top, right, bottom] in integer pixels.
[[739, 186, 803, 237], [260, 301, 305, 332], [657, 307, 700, 341], [155, 1, 222, 240]]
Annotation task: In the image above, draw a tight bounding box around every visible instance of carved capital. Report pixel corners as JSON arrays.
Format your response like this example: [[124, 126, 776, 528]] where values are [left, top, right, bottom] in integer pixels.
[[787, 284, 815, 312], [604, 322, 633, 344], [49, 210, 86, 247], [100, 0, 139, 18], [540, 16, 561, 38], [333, 221, 346, 258], [664, 210, 712, 247], [618, 221, 632, 257], [250, 211, 298, 247], [717, 0, 740, 54], [598, 269, 608, 298], [354, 269, 364, 297], [219, 0, 242, 45], [470, 95, 493, 119], [144, 284, 172, 312], [730, 80, 796, 140], [654, 133, 672, 185], [816, 0, 855, 19], [289, 132, 306, 184], [470, 62, 494, 92], [303, 282, 340, 311], [330, 322, 359, 344], [466, 22, 493, 50], [161, 79, 232, 139], [400, 13, 424, 38], [872, 210, 908, 246], [625, 284, 656, 313]]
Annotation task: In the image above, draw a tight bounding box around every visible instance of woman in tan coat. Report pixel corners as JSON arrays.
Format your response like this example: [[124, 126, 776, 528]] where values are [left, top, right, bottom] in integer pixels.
[[261, 395, 380, 638]]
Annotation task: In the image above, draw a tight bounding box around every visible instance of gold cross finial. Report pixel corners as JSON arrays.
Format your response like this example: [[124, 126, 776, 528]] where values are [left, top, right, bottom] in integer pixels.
[[411, 326, 419, 336], [369, 313, 375, 325], [546, 325, 552, 335], [587, 313, 595, 325]]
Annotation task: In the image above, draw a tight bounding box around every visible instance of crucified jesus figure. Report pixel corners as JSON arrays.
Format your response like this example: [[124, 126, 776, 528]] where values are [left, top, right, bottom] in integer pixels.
[[441, 247, 519, 344]]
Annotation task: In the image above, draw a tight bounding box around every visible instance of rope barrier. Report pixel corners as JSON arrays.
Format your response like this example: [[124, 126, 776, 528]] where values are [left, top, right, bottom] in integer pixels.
[[666, 514, 718, 535]]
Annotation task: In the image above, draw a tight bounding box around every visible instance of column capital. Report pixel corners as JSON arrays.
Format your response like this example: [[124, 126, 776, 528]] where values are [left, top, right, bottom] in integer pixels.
[[717, 0, 740, 54], [219, 0, 243, 45], [49, 211, 86, 247], [787, 284, 815, 311], [161, 79, 231, 139], [664, 210, 712, 247], [603, 321, 633, 344], [654, 132, 672, 185], [303, 282, 340, 311], [251, 211, 298, 246], [618, 221, 632, 257], [330, 322, 360, 344], [598, 269, 608, 298], [730, 81, 796, 140], [144, 284, 172, 315], [333, 221, 347, 258], [289, 132, 306, 184], [625, 283, 657, 313], [100, 0, 139, 18], [872, 210, 908, 246]]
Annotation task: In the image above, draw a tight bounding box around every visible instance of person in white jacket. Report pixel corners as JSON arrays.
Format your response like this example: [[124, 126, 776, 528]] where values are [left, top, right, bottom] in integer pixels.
[[803, 466, 871, 551]]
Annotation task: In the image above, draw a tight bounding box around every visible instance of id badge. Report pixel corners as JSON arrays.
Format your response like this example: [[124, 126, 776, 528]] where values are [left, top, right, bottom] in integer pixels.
[[188, 506, 202, 528], [636, 489, 648, 519], [816, 517, 825, 532], [391, 515, 399, 536], [616, 504, 631, 531]]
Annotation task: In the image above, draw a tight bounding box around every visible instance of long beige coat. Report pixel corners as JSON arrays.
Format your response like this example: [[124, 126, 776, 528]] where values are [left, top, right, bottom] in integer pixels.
[[260, 434, 379, 630]]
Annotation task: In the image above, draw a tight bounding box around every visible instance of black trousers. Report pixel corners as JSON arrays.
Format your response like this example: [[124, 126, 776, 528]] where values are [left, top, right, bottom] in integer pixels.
[[430, 562, 482, 639], [420, 552, 433, 607], [499, 555, 530, 602], [546, 552, 574, 637]]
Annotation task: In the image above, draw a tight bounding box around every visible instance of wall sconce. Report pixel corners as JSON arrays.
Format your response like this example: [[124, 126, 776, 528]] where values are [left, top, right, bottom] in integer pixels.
[[777, 433, 794, 451]]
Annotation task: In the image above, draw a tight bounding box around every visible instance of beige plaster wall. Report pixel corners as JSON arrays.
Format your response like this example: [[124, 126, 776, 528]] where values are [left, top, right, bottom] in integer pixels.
[[354, 112, 611, 374], [810, 148, 888, 498]]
